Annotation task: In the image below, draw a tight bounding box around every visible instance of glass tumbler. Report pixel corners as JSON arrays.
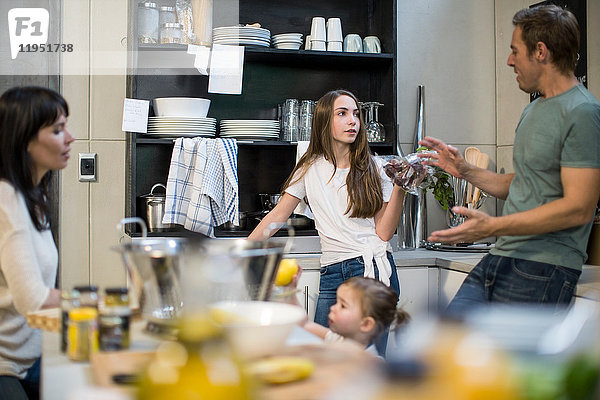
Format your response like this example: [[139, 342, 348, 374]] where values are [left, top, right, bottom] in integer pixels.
[[282, 99, 299, 142], [299, 100, 315, 141]]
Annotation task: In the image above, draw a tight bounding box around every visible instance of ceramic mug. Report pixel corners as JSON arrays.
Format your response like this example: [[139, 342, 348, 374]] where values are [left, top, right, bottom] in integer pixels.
[[363, 36, 381, 53], [343, 34, 362, 52]]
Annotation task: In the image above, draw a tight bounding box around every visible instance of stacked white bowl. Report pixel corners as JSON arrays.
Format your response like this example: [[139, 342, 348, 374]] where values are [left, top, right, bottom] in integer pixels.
[[272, 33, 303, 50]]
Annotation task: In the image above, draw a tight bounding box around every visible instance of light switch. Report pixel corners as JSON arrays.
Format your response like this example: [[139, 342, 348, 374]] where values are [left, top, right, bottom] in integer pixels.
[[79, 153, 97, 182]]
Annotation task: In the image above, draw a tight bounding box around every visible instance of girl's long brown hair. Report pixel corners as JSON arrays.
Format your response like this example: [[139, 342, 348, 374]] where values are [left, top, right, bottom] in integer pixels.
[[282, 89, 383, 218]]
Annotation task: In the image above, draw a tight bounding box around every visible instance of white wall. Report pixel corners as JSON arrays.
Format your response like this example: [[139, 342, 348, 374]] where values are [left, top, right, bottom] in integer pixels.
[[396, 0, 497, 234]]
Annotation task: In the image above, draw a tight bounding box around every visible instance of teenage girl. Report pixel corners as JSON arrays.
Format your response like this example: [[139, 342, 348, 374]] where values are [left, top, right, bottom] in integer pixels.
[[303, 276, 409, 357], [249, 89, 405, 352]]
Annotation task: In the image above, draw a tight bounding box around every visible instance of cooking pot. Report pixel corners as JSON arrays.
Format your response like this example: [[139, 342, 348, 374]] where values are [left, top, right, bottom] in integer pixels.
[[139, 183, 168, 232], [259, 193, 282, 211], [219, 211, 248, 231]]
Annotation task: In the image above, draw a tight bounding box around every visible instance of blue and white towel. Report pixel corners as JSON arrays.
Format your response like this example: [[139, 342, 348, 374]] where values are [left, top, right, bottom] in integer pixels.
[[162, 137, 238, 237]]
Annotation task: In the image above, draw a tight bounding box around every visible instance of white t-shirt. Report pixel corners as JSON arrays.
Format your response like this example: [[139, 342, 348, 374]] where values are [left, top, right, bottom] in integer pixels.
[[324, 330, 382, 358], [285, 156, 394, 284], [0, 181, 58, 378]]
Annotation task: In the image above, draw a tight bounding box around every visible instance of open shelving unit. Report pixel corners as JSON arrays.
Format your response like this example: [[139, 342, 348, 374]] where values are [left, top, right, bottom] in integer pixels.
[[126, 0, 397, 236]]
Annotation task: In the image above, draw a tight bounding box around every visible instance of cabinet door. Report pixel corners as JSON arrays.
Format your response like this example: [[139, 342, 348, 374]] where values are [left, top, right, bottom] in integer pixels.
[[295, 269, 320, 323], [396, 267, 429, 319], [438, 269, 468, 311]]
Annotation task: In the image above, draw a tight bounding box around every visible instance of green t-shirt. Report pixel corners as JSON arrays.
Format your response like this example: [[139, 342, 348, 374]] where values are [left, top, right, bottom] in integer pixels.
[[490, 85, 600, 270]]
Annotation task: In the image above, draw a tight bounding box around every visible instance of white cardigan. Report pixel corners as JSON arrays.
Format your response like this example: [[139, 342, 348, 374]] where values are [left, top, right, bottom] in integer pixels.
[[0, 181, 57, 378]]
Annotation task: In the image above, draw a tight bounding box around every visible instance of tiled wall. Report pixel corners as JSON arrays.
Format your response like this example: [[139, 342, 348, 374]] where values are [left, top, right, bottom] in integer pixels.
[[60, 0, 128, 290], [396, 0, 497, 234]]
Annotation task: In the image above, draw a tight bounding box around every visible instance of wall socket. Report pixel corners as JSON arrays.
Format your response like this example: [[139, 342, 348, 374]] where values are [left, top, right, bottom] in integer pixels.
[[79, 153, 97, 182]]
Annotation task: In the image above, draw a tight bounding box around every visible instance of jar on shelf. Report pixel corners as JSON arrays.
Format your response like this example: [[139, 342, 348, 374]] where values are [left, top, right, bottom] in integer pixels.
[[74, 285, 99, 308], [160, 22, 183, 44], [99, 287, 131, 351], [138, 2, 159, 44], [159, 5, 177, 26]]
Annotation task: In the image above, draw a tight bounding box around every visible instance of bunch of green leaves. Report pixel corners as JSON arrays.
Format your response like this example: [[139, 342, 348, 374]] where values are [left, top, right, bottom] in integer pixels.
[[415, 147, 454, 211]]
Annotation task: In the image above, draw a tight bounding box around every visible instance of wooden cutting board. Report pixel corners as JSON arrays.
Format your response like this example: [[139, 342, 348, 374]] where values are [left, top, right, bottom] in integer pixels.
[[258, 343, 381, 400], [89, 342, 379, 399]]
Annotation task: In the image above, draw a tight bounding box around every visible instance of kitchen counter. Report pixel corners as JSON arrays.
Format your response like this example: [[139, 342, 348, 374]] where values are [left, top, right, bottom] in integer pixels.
[[285, 243, 600, 301]]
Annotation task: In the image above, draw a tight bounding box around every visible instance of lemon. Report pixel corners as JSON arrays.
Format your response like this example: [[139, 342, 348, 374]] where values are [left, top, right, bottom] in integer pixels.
[[275, 259, 298, 286], [247, 356, 314, 384]]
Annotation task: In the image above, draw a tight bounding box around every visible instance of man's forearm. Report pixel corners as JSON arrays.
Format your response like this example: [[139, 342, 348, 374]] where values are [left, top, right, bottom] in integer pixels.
[[462, 168, 514, 200]]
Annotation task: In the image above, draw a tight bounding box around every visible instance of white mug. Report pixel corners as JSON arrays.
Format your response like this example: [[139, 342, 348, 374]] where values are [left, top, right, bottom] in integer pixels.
[[311, 40, 326, 51], [343, 34, 362, 52], [310, 17, 326, 42], [326, 18, 343, 42], [305, 35, 312, 50], [363, 36, 381, 53]]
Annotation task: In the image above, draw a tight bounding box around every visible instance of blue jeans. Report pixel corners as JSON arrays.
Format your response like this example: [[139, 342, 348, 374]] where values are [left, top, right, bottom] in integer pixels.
[[314, 252, 400, 356], [0, 358, 40, 400], [445, 254, 581, 319]]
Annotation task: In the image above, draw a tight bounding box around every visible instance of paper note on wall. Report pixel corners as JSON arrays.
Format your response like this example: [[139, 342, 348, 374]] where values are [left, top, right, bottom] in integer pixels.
[[208, 44, 244, 95], [122, 98, 150, 133], [188, 44, 211, 75]]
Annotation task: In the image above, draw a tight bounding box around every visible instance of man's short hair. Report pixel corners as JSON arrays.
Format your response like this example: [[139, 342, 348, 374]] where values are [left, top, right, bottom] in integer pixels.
[[513, 4, 579, 75]]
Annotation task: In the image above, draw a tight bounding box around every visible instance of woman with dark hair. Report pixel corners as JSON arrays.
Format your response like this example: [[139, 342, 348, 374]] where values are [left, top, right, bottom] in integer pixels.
[[0, 86, 74, 400], [249, 89, 405, 355]]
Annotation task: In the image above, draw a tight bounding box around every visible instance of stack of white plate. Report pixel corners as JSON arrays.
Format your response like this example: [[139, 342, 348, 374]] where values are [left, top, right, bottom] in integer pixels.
[[147, 116, 216, 138], [271, 33, 303, 50], [219, 120, 280, 141], [212, 26, 271, 47]]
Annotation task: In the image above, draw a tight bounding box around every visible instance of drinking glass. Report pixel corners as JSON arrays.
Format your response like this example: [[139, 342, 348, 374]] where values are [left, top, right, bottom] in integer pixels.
[[282, 99, 299, 142], [299, 100, 315, 141]]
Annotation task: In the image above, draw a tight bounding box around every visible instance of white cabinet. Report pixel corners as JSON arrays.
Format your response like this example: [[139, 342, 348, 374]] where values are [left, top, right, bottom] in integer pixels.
[[438, 268, 468, 311], [396, 267, 429, 319], [295, 268, 320, 323]]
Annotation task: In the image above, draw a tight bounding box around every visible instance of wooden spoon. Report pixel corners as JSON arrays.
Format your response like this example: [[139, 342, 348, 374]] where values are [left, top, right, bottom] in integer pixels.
[[472, 152, 490, 207], [464, 147, 480, 203]]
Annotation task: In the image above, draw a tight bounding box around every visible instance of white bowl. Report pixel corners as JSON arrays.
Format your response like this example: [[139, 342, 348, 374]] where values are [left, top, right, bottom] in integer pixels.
[[153, 97, 211, 118], [210, 301, 306, 359]]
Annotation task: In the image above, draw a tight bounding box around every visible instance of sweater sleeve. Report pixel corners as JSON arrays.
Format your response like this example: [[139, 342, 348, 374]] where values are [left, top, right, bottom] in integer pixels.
[[0, 187, 51, 315]]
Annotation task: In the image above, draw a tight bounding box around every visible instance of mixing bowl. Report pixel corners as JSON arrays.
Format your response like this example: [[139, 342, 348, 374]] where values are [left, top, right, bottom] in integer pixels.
[[210, 301, 306, 359], [153, 97, 211, 118]]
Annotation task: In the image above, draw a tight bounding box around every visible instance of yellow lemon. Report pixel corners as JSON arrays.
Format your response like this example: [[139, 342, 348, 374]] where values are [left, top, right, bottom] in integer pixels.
[[247, 356, 314, 384], [275, 259, 298, 286]]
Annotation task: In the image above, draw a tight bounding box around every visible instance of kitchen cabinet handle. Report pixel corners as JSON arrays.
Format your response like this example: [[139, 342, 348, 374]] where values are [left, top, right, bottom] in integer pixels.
[[304, 285, 309, 314]]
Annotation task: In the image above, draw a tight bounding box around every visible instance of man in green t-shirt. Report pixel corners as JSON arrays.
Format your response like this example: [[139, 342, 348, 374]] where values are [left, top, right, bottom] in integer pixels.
[[420, 5, 600, 316]]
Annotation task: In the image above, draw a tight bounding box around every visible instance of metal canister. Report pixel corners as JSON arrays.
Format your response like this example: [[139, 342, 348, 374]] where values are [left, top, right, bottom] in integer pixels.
[[140, 183, 167, 232], [67, 307, 98, 361]]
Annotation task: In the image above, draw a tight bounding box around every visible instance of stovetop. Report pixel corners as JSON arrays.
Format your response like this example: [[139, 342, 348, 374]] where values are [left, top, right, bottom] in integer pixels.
[[424, 242, 494, 253]]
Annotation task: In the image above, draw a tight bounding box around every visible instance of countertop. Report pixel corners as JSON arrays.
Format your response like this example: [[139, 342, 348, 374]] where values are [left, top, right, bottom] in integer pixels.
[[289, 246, 600, 301]]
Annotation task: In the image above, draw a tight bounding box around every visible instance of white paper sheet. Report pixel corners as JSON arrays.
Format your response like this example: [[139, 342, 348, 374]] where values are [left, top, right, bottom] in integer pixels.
[[208, 44, 244, 95], [122, 98, 150, 133], [188, 44, 211, 75]]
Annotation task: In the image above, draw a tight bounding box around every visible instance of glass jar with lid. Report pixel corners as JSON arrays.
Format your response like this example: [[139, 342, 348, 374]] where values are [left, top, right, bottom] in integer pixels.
[[60, 290, 80, 353], [99, 287, 131, 351], [138, 2, 159, 44], [160, 23, 183, 44], [159, 6, 177, 26], [73, 285, 99, 308]]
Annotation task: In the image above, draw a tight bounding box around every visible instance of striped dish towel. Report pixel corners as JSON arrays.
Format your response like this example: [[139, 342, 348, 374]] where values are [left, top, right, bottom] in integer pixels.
[[162, 137, 238, 237]]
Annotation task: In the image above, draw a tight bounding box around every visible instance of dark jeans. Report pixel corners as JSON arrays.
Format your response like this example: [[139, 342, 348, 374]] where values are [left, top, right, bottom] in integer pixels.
[[314, 252, 400, 356], [0, 358, 40, 400], [445, 254, 581, 319]]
